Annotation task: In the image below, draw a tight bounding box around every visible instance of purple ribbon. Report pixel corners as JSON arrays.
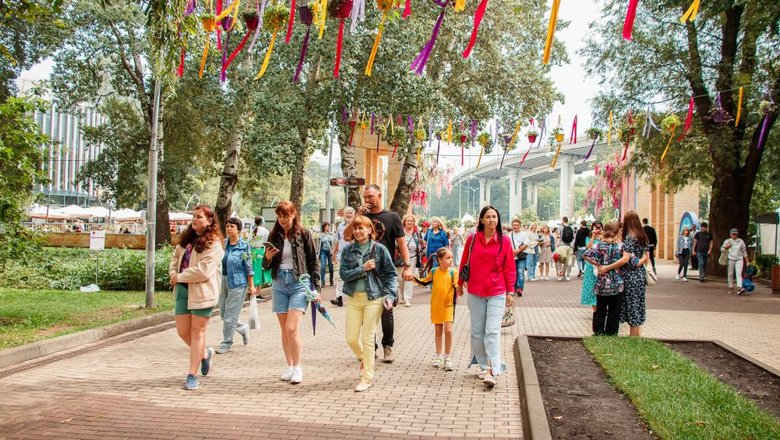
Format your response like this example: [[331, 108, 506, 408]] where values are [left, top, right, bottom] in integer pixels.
[[470, 119, 477, 149], [220, 30, 231, 82], [184, 0, 196, 16], [583, 136, 597, 162], [407, 115, 414, 133], [370, 113, 375, 135], [536, 118, 547, 149], [758, 113, 770, 150], [410, 1, 447, 75], [342, 107, 349, 122], [293, 26, 311, 83], [436, 135, 441, 164]]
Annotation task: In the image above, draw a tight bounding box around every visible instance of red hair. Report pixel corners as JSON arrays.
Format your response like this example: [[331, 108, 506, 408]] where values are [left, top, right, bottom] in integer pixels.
[[180, 204, 223, 253]]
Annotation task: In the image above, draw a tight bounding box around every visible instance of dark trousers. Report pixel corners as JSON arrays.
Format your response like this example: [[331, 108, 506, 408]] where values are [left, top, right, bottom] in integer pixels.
[[648, 245, 656, 271], [697, 252, 709, 280], [690, 248, 698, 270], [593, 293, 622, 336], [381, 307, 394, 347], [678, 251, 690, 277]]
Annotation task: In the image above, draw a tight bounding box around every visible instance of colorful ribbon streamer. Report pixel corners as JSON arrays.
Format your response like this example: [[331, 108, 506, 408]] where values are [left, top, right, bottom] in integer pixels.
[[255, 31, 278, 79], [403, 0, 411, 18], [349, 0, 365, 34], [678, 96, 694, 141], [293, 6, 314, 83], [334, 18, 346, 78], [583, 136, 597, 162], [734, 87, 744, 126], [247, 0, 267, 53], [550, 142, 562, 168], [660, 124, 676, 162], [365, 9, 388, 76], [446, 119, 452, 143], [462, 0, 488, 59], [680, 0, 700, 23], [623, 0, 639, 40], [607, 110, 613, 146], [411, 0, 447, 75], [519, 144, 531, 165], [285, 0, 297, 43], [542, 0, 560, 64], [222, 14, 260, 80], [317, 0, 327, 39], [569, 114, 577, 144]]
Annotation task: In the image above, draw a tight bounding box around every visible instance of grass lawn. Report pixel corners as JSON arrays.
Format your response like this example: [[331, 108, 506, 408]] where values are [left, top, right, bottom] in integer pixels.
[[584, 336, 780, 440], [0, 288, 174, 351]]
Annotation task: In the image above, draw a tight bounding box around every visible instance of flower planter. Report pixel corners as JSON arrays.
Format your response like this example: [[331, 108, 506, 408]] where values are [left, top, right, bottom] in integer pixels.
[[243, 13, 260, 31], [527, 134, 538, 143], [555, 133, 564, 142], [459, 134, 468, 144], [201, 16, 217, 32]]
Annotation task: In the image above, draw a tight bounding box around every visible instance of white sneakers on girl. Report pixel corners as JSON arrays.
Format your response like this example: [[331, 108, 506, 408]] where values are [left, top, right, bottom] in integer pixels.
[[290, 366, 303, 384], [444, 358, 454, 371], [431, 356, 443, 368], [280, 366, 294, 381], [355, 381, 372, 392]]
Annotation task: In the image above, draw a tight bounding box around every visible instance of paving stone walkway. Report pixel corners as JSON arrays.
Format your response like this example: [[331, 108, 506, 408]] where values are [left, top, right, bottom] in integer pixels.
[[0, 261, 777, 439]]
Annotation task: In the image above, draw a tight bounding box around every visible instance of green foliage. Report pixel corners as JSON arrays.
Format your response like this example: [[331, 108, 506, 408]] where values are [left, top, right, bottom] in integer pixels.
[[755, 254, 779, 278], [585, 336, 780, 440], [263, 4, 289, 30], [518, 208, 540, 225], [0, 288, 174, 350], [0, 247, 174, 291], [445, 218, 460, 230]]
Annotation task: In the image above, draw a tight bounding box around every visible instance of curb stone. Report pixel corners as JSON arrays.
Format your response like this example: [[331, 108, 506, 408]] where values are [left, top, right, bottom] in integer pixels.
[[514, 335, 553, 440]]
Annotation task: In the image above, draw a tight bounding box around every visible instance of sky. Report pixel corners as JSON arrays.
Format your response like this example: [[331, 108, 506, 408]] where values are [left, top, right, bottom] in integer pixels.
[[17, 1, 602, 173]]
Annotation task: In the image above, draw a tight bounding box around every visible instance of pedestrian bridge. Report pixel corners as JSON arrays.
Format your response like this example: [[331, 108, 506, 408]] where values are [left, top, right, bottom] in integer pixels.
[[450, 140, 604, 220]]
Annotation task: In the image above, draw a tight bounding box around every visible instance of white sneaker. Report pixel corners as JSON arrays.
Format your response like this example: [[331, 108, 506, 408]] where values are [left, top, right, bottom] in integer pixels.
[[444, 358, 454, 371], [431, 356, 443, 368], [565, 276, 571, 281], [405, 301, 412, 307], [280, 366, 293, 381], [290, 366, 303, 384], [682, 277, 688, 282], [355, 381, 372, 392], [557, 276, 563, 281], [675, 274, 680, 280], [528, 278, 535, 282]]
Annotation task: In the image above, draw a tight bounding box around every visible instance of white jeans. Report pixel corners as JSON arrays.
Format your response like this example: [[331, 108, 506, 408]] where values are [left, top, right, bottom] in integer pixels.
[[727, 259, 744, 288], [334, 257, 344, 298], [398, 257, 418, 303]]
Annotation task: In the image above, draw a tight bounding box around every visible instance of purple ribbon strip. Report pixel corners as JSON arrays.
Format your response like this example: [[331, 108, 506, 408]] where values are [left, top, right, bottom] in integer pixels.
[[470, 119, 477, 149], [583, 136, 597, 162], [293, 26, 311, 83], [436, 135, 441, 164], [536, 118, 546, 149], [185, 0, 196, 16], [370, 113, 375, 135], [758, 113, 770, 150], [410, 1, 447, 75]]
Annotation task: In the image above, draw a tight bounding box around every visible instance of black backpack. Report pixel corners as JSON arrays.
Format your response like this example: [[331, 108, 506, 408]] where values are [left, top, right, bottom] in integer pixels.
[[562, 225, 574, 244]]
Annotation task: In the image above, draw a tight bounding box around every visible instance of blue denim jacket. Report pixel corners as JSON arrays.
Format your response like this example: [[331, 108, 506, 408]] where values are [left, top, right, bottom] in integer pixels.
[[223, 238, 254, 289], [339, 240, 398, 302]]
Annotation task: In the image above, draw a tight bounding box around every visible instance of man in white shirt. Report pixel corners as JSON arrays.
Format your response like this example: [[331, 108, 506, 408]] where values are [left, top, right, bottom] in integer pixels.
[[330, 206, 355, 306], [509, 219, 534, 296]]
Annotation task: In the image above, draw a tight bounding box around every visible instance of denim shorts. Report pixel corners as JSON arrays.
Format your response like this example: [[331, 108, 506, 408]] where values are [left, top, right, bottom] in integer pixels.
[[272, 269, 309, 314]]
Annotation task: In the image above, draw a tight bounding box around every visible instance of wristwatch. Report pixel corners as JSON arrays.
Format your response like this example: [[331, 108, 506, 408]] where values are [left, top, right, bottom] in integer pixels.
[[402, 260, 411, 268]]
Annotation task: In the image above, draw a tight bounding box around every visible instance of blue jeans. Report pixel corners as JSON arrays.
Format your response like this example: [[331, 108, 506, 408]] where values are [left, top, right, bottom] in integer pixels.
[[219, 278, 248, 347], [576, 247, 586, 272], [528, 253, 538, 279], [467, 293, 506, 375], [697, 252, 709, 280], [320, 249, 333, 285], [272, 269, 309, 314], [515, 258, 527, 290]]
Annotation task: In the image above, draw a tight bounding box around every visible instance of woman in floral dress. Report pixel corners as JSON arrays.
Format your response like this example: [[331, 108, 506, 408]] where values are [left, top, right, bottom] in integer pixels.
[[580, 220, 603, 311], [618, 212, 649, 336]]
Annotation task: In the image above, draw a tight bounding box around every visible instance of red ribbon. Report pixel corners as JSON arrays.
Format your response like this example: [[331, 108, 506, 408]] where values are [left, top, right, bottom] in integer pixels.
[[622, 0, 639, 40], [403, 0, 411, 19], [285, 0, 297, 44], [678, 96, 694, 141], [176, 47, 185, 77], [569, 114, 578, 144], [519, 145, 532, 165], [222, 31, 252, 78], [216, 0, 223, 50], [392, 141, 398, 158], [462, 0, 488, 59], [333, 19, 345, 78]]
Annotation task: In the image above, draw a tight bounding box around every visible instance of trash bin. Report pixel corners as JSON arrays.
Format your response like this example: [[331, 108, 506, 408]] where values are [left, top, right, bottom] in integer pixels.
[[773, 264, 780, 294]]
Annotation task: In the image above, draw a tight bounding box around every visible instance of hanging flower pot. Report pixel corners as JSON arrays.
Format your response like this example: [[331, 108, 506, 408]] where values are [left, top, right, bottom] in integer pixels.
[[555, 131, 564, 143], [255, 4, 290, 79], [328, 0, 354, 78], [292, 5, 314, 83], [201, 14, 217, 32], [586, 127, 602, 140], [527, 130, 538, 143], [243, 11, 260, 31], [414, 128, 427, 142]]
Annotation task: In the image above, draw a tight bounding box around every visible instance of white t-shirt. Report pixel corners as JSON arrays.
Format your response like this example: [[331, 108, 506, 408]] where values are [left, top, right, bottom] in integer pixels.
[[509, 231, 536, 255], [722, 238, 747, 261], [280, 239, 294, 269]]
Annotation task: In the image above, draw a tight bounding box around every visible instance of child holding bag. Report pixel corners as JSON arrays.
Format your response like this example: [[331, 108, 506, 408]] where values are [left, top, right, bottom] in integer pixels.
[[414, 247, 459, 371], [583, 222, 634, 336]]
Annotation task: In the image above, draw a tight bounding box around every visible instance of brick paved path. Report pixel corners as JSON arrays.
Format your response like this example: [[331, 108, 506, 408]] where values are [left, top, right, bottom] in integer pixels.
[[1, 261, 777, 439]]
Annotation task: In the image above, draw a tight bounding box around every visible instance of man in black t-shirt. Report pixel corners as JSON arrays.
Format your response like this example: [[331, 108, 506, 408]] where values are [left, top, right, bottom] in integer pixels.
[[693, 222, 713, 282], [359, 184, 412, 364], [642, 218, 658, 272]]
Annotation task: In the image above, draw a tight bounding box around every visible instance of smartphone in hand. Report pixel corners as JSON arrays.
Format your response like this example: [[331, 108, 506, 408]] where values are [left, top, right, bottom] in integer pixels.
[[263, 242, 278, 251]]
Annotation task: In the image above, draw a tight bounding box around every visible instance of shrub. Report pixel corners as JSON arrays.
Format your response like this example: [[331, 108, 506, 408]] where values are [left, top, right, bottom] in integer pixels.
[[755, 254, 779, 278]]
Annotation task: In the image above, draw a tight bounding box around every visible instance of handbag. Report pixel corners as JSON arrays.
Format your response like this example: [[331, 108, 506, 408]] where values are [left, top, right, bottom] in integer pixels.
[[501, 304, 515, 327], [718, 249, 728, 266], [460, 235, 476, 282], [510, 232, 527, 260], [248, 295, 260, 330], [645, 264, 657, 286]]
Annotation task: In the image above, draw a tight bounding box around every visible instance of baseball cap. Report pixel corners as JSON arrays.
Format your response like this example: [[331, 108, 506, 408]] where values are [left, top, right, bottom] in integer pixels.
[[729, 228, 738, 234]]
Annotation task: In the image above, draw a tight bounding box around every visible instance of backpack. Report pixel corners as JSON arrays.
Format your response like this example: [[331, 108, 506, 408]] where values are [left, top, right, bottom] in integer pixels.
[[431, 267, 457, 291], [562, 225, 574, 244]]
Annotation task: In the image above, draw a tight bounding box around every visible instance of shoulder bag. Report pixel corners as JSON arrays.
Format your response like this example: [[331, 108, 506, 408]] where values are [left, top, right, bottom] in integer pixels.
[[459, 235, 477, 282], [510, 232, 527, 260]]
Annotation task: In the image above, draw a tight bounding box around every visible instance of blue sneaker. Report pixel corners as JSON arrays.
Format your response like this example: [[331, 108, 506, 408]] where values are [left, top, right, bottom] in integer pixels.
[[201, 347, 214, 376], [184, 374, 199, 390]]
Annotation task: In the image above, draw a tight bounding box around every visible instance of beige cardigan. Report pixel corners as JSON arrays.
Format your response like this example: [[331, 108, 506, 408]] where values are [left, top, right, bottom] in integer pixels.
[[169, 241, 224, 310]]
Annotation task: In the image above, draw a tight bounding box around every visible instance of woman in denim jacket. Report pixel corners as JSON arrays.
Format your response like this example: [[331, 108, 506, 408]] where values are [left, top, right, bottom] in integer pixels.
[[216, 217, 256, 354], [339, 215, 397, 392]]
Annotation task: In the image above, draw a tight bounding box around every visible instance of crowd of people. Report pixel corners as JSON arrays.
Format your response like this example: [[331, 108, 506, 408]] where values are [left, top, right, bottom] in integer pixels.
[[167, 197, 755, 392]]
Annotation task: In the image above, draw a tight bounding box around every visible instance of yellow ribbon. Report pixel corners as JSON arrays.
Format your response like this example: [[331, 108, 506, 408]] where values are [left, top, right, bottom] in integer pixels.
[[318, 0, 328, 39], [660, 124, 677, 162], [365, 10, 388, 77], [607, 110, 613, 147], [542, 0, 561, 64], [198, 35, 210, 79], [476, 145, 485, 168], [446, 120, 453, 144], [734, 87, 744, 126], [389, 113, 394, 134], [216, 0, 240, 21], [454, 0, 465, 12], [416, 145, 422, 163], [255, 31, 278, 79], [680, 0, 700, 23], [550, 142, 562, 168], [508, 120, 521, 150]]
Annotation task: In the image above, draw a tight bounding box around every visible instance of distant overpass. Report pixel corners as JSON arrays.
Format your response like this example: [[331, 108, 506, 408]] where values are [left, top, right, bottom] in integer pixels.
[[450, 140, 603, 219]]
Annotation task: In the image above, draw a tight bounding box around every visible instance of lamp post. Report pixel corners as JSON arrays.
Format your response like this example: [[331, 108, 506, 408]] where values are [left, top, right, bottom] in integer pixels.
[[467, 181, 479, 216], [184, 194, 201, 212]]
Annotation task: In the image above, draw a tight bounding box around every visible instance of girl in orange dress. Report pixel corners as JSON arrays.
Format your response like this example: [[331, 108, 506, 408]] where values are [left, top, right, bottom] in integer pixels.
[[414, 247, 459, 371]]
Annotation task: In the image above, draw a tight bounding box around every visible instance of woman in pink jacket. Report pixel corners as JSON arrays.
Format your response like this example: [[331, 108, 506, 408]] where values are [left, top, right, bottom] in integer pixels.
[[169, 205, 225, 390], [457, 205, 516, 389]]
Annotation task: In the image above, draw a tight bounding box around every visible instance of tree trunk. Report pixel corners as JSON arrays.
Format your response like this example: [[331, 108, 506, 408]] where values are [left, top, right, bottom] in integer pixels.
[[338, 127, 361, 208], [389, 154, 417, 214], [215, 128, 243, 232], [289, 139, 307, 210]]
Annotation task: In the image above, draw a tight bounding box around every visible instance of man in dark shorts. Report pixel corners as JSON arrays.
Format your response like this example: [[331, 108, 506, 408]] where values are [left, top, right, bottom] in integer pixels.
[[359, 184, 413, 363]]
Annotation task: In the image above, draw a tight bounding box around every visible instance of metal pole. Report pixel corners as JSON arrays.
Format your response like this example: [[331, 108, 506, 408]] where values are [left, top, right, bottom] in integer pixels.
[[145, 80, 162, 308], [325, 116, 335, 223]]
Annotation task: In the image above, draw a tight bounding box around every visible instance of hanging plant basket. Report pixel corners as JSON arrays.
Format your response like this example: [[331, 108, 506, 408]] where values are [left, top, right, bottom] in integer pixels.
[[527, 130, 539, 143], [414, 128, 427, 142], [552, 128, 564, 143], [201, 14, 217, 32], [586, 127, 602, 140], [328, 0, 354, 19], [242, 11, 260, 31], [661, 114, 681, 134], [377, 0, 398, 8], [264, 4, 289, 30], [477, 131, 492, 154]]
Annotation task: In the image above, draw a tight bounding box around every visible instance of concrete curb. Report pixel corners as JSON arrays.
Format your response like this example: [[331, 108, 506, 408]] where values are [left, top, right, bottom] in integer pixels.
[[514, 335, 553, 440], [0, 310, 175, 370]]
